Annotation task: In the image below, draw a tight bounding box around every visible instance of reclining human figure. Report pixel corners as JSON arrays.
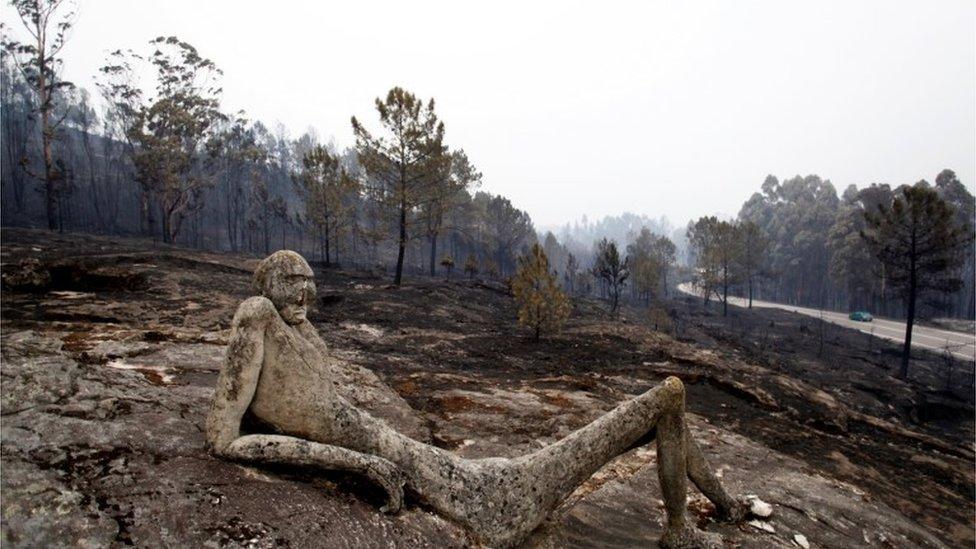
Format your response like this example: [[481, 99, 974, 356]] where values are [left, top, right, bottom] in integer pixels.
[[206, 251, 750, 548]]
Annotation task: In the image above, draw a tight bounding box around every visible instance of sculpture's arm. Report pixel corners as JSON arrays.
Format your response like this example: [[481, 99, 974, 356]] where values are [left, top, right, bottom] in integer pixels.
[[205, 297, 404, 513], [205, 296, 270, 453], [224, 434, 404, 513]]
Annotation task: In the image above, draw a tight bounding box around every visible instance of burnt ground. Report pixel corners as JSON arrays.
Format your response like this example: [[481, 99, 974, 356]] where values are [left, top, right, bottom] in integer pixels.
[[661, 297, 975, 544], [1, 228, 972, 548]]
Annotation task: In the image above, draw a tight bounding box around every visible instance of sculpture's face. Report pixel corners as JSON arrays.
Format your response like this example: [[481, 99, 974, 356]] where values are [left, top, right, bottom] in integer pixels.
[[256, 251, 316, 325]]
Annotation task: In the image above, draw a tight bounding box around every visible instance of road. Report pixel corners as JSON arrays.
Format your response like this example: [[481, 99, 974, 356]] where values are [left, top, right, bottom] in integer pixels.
[[677, 283, 976, 362]]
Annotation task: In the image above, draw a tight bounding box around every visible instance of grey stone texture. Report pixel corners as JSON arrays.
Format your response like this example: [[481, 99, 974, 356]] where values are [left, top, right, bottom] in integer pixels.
[[207, 251, 746, 547]]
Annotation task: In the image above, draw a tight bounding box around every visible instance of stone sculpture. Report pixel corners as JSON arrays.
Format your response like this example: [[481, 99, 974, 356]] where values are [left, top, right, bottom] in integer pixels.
[[207, 251, 753, 548]]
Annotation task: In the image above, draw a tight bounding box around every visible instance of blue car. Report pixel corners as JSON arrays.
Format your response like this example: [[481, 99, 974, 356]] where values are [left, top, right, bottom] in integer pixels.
[[849, 311, 873, 322]]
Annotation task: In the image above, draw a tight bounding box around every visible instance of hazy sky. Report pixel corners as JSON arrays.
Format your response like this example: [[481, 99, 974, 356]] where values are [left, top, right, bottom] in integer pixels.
[[4, 1, 974, 228]]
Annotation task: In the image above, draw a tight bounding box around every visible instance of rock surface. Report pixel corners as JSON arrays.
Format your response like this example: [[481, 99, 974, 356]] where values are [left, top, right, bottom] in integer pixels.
[[1, 229, 969, 547]]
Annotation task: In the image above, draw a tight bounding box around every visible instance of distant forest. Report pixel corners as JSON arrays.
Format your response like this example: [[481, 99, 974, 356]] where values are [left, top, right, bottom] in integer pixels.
[[735, 173, 974, 320], [1, 5, 973, 321], [0, 33, 540, 281]]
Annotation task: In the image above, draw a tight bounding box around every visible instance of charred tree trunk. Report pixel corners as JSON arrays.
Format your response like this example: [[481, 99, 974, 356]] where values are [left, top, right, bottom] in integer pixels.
[[749, 276, 752, 309], [722, 265, 729, 317], [140, 190, 152, 238], [37, 55, 58, 231], [900, 234, 918, 380], [324, 222, 331, 266], [394, 174, 407, 286], [429, 231, 438, 277], [161, 209, 172, 244]]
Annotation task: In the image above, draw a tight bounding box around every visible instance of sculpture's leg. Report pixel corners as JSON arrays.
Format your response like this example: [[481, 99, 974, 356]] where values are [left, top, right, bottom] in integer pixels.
[[324, 377, 737, 548], [685, 430, 747, 521], [329, 399, 510, 527], [656, 409, 722, 549], [516, 378, 672, 509], [519, 377, 726, 548], [658, 411, 689, 532], [325, 388, 670, 547]]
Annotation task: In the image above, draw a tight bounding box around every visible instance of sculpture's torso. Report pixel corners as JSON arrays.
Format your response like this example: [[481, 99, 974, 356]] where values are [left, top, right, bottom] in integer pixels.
[[248, 312, 339, 441]]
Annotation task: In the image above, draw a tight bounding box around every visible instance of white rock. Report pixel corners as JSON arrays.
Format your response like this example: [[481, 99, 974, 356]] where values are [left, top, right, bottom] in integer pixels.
[[793, 533, 810, 548], [748, 519, 776, 533], [749, 496, 773, 518]]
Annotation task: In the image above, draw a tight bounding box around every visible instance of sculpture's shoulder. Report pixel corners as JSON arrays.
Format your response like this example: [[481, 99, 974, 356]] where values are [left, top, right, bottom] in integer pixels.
[[232, 296, 278, 328]]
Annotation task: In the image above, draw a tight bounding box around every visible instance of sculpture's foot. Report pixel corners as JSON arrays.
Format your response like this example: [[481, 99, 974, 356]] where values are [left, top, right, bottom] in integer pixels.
[[660, 524, 724, 549], [713, 496, 750, 523]]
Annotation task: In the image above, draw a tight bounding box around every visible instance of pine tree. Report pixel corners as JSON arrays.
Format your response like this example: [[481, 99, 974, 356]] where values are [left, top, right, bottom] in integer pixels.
[[352, 87, 444, 286], [293, 144, 359, 265], [861, 182, 973, 379], [687, 217, 722, 307], [688, 217, 741, 316], [736, 221, 766, 309], [627, 228, 660, 305], [439, 254, 455, 279], [463, 254, 478, 278], [422, 149, 480, 277], [564, 253, 579, 294], [592, 238, 629, 315], [511, 244, 571, 339]]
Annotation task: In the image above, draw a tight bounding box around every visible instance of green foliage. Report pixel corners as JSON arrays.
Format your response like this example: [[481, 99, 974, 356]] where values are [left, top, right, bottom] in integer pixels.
[[463, 254, 478, 278], [293, 144, 359, 265], [99, 37, 224, 243], [738, 175, 839, 306], [511, 244, 571, 339], [592, 238, 629, 314], [483, 258, 499, 279], [647, 305, 673, 333], [862, 183, 970, 298], [861, 182, 974, 377], [352, 87, 445, 285], [828, 185, 882, 309], [440, 254, 455, 278], [687, 217, 749, 315], [626, 227, 676, 303], [2, 0, 77, 230]]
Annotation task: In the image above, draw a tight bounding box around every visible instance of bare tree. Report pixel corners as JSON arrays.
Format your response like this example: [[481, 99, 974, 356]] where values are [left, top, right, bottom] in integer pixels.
[[2, 0, 76, 230]]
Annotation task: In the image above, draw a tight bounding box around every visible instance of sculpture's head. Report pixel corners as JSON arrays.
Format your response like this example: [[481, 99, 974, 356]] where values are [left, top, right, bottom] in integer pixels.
[[253, 250, 316, 325]]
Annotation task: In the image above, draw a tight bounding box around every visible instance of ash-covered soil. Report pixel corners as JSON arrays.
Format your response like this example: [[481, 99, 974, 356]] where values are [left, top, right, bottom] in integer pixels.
[[1, 228, 971, 548]]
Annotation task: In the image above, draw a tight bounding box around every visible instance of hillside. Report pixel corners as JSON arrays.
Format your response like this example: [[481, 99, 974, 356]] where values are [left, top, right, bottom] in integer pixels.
[[1, 228, 970, 548]]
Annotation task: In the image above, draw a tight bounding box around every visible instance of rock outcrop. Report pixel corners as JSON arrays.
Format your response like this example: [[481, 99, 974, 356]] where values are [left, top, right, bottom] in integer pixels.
[[0, 229, 966, 547]]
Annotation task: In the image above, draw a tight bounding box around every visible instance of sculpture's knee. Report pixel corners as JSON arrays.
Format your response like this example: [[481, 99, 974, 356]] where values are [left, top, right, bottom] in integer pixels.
[[661, 376, 686, 413]]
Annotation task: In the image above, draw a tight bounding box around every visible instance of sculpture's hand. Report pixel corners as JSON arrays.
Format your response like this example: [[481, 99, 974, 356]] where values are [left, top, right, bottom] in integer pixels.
[[363, 456, 405, 514]]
